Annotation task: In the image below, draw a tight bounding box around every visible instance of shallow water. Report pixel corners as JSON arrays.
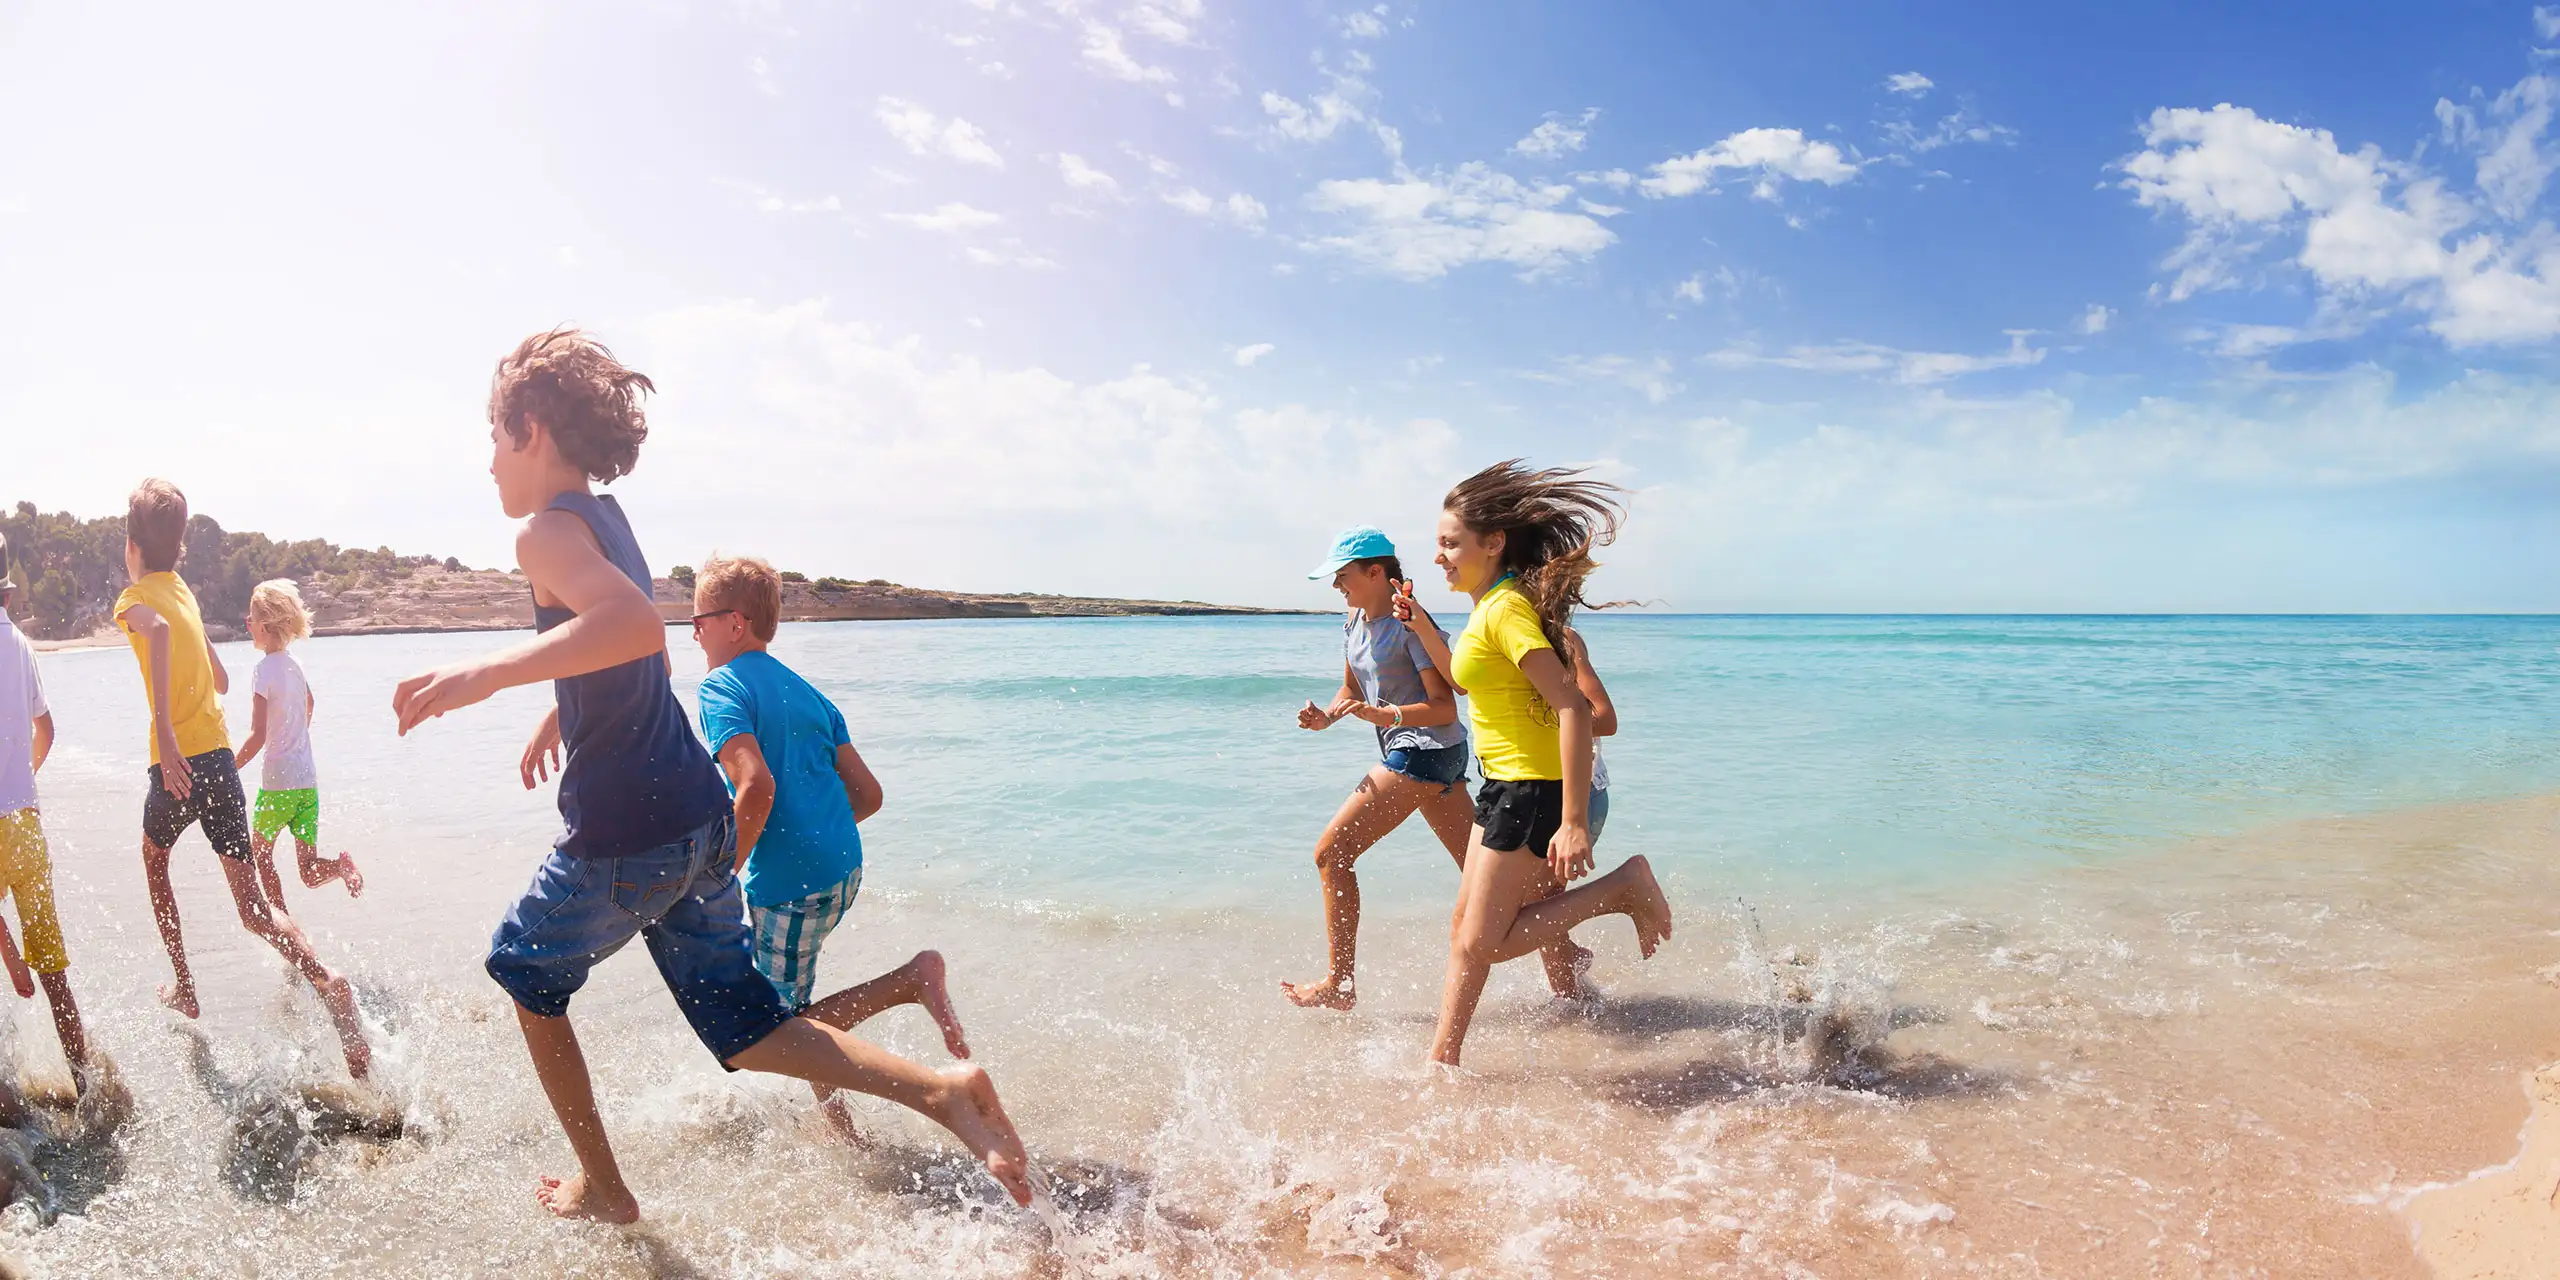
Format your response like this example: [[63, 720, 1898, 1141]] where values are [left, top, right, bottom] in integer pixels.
[[9, 615, 2560, 1276]]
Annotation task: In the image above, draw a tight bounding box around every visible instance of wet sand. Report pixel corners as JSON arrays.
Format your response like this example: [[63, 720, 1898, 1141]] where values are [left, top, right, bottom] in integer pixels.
[[3, 787, 2555, 1275], [2408, 1061, 2560, 1279]]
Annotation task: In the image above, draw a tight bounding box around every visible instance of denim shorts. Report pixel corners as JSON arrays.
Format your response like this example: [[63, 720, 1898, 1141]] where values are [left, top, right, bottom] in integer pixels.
[[484, 813, 797, 1065], [1588, 786, 1611, 844], [1382, 744, 1469, 791]]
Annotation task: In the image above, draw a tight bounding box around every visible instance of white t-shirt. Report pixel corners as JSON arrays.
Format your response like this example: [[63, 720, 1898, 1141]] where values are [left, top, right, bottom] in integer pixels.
[[250, 651, 319, 791], [0, 616, 44, 814]]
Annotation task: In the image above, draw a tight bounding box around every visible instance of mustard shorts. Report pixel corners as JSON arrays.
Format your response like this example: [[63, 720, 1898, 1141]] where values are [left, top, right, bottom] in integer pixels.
[[0, 809, 67, 974]]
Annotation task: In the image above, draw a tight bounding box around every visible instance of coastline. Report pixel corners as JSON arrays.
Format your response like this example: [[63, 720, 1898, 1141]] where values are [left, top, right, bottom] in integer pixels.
[[25, 566, 1309, 651], [2405, 1062, 2560, 1277]]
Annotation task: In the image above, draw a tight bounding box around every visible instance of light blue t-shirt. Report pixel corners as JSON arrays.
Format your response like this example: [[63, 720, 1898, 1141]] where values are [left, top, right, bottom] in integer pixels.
[[696, 650, 864, 909], [1345, 613, 1469, 755]]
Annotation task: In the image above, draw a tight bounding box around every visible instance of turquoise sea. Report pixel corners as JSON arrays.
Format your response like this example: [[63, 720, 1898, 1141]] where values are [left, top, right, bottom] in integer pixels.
[[14, 613, 2560, 1277]]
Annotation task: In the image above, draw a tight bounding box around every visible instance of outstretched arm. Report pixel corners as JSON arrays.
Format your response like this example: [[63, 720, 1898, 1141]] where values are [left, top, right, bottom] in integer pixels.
[[717, 735, 776, 873], [206, 636, 229, 696], [394, 512, 665, 733]]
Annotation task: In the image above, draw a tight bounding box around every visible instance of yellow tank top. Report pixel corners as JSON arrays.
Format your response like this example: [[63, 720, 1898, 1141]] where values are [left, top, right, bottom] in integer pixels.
[[114, 572, 231, 763]]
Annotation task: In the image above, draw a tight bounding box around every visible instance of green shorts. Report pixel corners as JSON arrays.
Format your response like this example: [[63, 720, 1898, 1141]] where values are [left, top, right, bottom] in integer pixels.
[[252, 788, 320, 847]]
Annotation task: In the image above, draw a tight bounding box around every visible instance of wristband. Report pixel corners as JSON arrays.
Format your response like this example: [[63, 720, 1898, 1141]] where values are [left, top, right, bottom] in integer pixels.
[[1387, 703, 1404, 728]]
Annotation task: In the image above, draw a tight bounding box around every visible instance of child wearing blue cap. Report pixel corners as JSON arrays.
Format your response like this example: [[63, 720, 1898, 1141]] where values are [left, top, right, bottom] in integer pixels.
[[1281, 526, 1483, 1009]]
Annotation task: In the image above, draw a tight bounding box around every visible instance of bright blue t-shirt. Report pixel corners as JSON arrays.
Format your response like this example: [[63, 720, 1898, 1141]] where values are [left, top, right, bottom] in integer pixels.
[[696, 650, 864, 909]]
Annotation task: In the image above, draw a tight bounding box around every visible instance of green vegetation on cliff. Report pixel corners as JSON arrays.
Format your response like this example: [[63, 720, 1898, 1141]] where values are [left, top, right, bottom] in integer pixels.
[[1, 501, 462, 641]]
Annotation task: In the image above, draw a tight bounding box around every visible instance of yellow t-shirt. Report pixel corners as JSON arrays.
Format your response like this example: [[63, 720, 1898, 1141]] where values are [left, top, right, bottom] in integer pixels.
[[114, 572, 231, 764], [1451, 579, 1562, 781]]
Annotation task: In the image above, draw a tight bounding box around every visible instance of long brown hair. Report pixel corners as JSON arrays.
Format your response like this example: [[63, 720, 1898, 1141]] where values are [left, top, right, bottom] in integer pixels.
[[1444, 460, 1627, 666]]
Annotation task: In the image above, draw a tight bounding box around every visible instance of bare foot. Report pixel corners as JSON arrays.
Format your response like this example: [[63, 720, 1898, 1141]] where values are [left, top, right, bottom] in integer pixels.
[[536, 1171, 640, 1224], [1619, 856, 1673, 958], [317, 975, 372, 1080], [337, 852, 365, 899], [1280, 976, 1357, 1009], [158, 981, 199, 1019], [930, 1064, 1030, 1207], [906, 951, 970, 1059], [1550, 946, 1599, 1001], [817, 1091, 874, 1147]]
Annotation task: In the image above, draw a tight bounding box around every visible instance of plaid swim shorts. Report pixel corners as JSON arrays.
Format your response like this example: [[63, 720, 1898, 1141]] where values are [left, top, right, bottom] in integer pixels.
[[748, 866, 863, 1009]]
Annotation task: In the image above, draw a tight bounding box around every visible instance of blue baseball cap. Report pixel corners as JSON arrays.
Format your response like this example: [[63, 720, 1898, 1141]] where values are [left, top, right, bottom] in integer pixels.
[[1309, 525, 1397, 579]]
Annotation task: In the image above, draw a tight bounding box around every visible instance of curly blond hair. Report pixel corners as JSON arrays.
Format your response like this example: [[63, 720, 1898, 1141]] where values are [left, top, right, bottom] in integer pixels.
[[696, 555, 781, 642], [249, 579, 312, 648]]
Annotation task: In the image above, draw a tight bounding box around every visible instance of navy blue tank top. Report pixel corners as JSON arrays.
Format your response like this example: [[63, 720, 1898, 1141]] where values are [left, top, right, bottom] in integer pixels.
[[536, 492, 729, 858]]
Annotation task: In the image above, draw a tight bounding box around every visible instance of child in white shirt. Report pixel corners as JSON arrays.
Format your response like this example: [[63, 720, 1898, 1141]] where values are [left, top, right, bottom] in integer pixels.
[[236, 580, 363, 906]]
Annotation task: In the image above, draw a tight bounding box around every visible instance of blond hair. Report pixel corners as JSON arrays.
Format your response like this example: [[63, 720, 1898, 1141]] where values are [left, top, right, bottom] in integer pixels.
[[696, 555, 781, 642], [249, 579, 312, 648]]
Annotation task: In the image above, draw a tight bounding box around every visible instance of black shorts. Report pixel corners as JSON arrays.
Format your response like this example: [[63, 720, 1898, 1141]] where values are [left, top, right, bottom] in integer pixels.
[[142, 748, 253, 860], [1474, 777, 1565, 855]]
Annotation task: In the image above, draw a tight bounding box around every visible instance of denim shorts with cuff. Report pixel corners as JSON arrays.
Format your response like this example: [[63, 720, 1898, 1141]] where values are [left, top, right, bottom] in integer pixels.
[[484, 813, 797, 1066], [1382, 743, 1469, 792]]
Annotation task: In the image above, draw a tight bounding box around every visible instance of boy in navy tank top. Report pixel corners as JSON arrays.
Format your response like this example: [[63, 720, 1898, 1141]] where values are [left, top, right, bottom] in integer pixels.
[[393, 328, 1028, 1223]]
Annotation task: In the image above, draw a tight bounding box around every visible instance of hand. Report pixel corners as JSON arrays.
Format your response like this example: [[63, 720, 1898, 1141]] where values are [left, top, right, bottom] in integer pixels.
[[393, 663, 499, 735], [1298, 700, 1335, 731], [1326, 694, 1372, 726], [519, 717, 564, 790], [156, 746, 193, 805], [1546, 822, 1595, 883], [1390, 578, 1428, 625]]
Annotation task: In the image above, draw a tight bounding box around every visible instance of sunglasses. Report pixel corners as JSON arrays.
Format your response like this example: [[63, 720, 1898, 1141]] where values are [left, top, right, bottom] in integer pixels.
[[689, 609, 739, 629]]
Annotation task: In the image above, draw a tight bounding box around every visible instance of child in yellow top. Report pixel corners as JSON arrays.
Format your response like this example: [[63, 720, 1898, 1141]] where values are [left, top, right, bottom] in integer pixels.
[[114, 479, 370, 1080], [1395, 461, 1673, 1068]]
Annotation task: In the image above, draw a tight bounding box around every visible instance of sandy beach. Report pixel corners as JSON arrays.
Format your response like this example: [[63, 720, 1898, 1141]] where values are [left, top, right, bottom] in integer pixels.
[[2408, 1062, 2560, 1277]]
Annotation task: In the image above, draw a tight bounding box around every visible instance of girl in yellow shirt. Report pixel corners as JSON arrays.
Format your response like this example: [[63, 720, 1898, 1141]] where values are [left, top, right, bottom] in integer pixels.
[[1398, 460, 1673, 1067]]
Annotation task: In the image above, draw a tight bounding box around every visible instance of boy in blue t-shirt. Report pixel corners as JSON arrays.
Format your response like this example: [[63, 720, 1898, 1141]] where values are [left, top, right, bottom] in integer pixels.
[[393, 328, 1024, 1224]]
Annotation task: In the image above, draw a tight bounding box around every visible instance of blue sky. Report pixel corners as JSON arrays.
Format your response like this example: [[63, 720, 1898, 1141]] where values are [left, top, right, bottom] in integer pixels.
[[4, 1, 2558, 610]]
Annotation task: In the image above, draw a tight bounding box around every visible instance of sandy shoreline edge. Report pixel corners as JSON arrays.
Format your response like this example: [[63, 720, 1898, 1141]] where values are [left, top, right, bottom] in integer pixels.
[[2406, 1061, 2560, 1278]]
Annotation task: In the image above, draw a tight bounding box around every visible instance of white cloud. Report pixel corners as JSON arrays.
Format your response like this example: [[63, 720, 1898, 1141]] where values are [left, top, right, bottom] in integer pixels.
[[886, 202, 1003, 232], [1342, 9, 1387, 39], [1125, 0, 1204, 44], [1232, 342, 1275, 366], [0, 196, 25, 215], [2078, 304, 2113, 335], [874, 97, 1005, 168], [755, 193, 843, 214], [1674, 275, 1707, 304], [1511, 109, 1599, 161], [1305, 162, 1617, 279], [963, 239, 1060, 269], [2120, 99, 2560, 345], [1882, 107, 2020, 155], [1640, 128, 1859, 199], [1264, 88, 1366, 142], [2538, 5, 2560, 41], [2437, 74, 2558, 221], [749, 55, 780, 99], [1162, 187, 1268, 229], [1546, 354, 1682, 403], [1056, 153, 1122, 197], [1884, 72, 1934, 98], [1705, 331, 2045, 384], [552, 245, 582, 269], [1082, 22, 1174, 84], [1672, 266, 1770, 305], [628, 299, 1463, 597]]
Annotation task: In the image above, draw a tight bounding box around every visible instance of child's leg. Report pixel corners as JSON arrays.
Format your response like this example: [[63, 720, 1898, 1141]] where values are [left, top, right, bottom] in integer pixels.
[[516, 1006, 639, 1223], [1429, 846, 1670, 1067], [1284, 767, 1430, 1010], [0, 915, 27, 1000], [801, 950, 971, 1059], [287, 794, 361, 897], [248, 831, 290, 913], [212, 856, 370, 1078], [199, 761, 370, 1079], [36, 973, 85, 1073], [724, 1019, 1030, 1205], [1421, 783, 1591, 998], [140, 837, 199, 1018]]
